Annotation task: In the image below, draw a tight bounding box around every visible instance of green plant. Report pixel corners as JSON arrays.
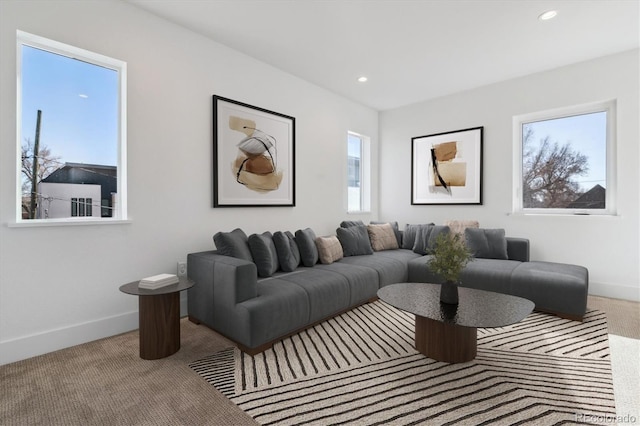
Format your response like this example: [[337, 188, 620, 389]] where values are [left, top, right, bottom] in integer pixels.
[[427, 232, 474, 283]]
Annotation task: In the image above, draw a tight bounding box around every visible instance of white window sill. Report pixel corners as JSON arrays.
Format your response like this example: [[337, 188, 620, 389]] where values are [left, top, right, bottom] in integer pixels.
[[508, 211, 620, 218], [7, 218, 132, 228]]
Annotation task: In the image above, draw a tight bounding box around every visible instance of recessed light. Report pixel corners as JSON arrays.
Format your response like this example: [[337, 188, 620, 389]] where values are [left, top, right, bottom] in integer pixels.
[[357, 76, 368, 83], [538, 10, 558, 21], [79, 94, 88, 98]]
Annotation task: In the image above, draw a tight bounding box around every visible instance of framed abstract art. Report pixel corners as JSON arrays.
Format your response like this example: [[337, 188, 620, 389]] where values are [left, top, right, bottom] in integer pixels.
[[411, 126, 483, 205], [213, 96, 295, 207]]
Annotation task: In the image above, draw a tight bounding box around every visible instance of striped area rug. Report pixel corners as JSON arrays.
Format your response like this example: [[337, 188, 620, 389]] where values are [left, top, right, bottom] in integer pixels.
[[190, 301, 615, 425]]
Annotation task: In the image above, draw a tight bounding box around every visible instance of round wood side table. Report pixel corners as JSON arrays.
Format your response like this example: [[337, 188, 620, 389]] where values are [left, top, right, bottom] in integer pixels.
[[119, 278, 194, 360]]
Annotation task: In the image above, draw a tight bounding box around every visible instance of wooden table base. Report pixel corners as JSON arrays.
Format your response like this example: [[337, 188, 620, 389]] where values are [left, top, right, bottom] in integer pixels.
[[415, 315, 477, 363], [138, 292, 180, 360]]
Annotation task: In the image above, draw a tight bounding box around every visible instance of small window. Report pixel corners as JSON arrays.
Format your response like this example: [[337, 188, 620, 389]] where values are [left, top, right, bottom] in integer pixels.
[[347, 132, 371, 213], [513, 100, 616, 215], [17, 31, 127, 223], [78, 198, 86, 216]]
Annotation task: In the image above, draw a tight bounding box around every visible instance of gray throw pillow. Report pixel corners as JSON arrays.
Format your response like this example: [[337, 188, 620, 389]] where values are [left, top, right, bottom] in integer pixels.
[[428, 225, 451, 250], [273, 231, 301, 272], [412, 225, 433, 255], [295, 228, 319, 267], [402, 223, 435, 249], [340, 220, 365, 228], [402, 224, 421, 250], [336, 225, 373, 256], [213, 228, 253, 262], [248, 232, 279, 277], [412, 225, 450, 255], [465, 228, 508, 259]]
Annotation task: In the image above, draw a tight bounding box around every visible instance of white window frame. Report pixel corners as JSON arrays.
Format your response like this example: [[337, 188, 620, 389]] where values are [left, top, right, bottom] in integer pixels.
[[347, 131, 371, 213], [14, 30, 128, 226], [512, 100, 616, 216]]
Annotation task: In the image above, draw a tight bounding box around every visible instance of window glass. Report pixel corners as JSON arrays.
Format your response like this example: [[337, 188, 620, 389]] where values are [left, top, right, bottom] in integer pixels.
[[347, 132, 370, 213], [347, 134, 362, 212], [17, 31, 126, 223], [514, 101, 615, 215]]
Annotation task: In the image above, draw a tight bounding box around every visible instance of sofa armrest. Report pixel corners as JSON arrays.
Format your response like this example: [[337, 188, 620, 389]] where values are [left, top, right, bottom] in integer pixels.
[[506, 238, 529, 262], [187, 251, 257, 325]]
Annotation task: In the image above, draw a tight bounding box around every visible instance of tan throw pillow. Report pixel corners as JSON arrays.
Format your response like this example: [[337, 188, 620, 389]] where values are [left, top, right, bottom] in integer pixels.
[[315, 236, 344, 264], [445, 220, 479, 236], [367, 223, 399, 251]]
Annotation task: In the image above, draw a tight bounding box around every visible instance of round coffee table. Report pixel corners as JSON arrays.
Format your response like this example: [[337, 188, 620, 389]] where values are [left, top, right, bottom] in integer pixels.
[[119, 278, 193, 360], [378, 283, 534, 363]]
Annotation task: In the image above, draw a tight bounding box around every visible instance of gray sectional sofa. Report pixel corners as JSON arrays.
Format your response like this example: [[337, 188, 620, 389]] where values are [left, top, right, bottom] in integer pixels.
[[187, 222, 588, 354]]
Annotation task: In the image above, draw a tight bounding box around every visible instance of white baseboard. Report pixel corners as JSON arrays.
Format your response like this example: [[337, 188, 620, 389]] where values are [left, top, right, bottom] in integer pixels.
[[589, 281, 640, 302], [0, 296, 189, 366], [2, 285, 635, 367]]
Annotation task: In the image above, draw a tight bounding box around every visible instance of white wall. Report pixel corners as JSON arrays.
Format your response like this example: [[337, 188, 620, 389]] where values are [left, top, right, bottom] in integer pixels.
[[380, 49, 640, 302], [0, 0, 378, 365]]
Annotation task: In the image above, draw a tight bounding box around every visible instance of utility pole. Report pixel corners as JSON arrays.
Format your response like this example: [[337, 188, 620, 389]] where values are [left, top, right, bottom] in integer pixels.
[[29, 110, 42, 219]]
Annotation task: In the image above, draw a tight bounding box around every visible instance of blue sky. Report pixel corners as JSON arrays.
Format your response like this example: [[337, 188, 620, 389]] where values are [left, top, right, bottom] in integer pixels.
[[524, 111, 607, 191], [21, 45, 118, 167], [348, 133, 361, 158]]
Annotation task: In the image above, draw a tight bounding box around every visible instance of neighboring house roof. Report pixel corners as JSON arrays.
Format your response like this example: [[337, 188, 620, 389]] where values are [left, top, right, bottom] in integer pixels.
[[568, 184, 606, 209], [42, 163, 117, 200], [44, 162, 116, 180]]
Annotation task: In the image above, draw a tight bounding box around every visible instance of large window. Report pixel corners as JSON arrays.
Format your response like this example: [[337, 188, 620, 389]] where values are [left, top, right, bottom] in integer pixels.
[[513, 100, 616, 215], [16, 31, 127, 224], [347, 132, 370, 213]]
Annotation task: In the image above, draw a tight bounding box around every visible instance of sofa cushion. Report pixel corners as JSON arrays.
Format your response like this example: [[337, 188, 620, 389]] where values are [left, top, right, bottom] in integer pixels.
[[238, 278, 311, 347], [248, 232, 279, 277], [510, 261, 588, 318], [273, 231, 301, 272], [339, 251, 410, 287], [465, 228, 508, 259], [402, 223, 435, 250], [274, 268, 351, 323], [460, 258, 521, 293], [213, 228, 253, 262], [316, 236, 344, 264], [337, 225, 374, 256], [316, 262, 379, 305], [367, 223, 399, 251], [295, 228, 319, 266]]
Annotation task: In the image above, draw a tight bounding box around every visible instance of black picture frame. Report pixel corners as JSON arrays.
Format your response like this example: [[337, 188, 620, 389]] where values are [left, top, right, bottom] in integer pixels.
[[411, 126, 483, 205], [213, 95, 295, 207]]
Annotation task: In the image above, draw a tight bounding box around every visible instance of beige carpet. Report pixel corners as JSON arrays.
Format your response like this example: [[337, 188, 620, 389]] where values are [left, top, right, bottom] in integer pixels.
[[1, 295, 638, 425], [588, 295, 640, 339], [0, 319, 258, 425]]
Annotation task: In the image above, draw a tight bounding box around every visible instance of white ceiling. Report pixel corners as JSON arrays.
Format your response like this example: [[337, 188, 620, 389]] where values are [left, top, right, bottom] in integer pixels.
[[127, 0, 639, 111]]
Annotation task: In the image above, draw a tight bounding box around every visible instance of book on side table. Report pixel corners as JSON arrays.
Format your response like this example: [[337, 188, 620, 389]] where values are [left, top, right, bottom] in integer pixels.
[[138, 273, 179, 290]]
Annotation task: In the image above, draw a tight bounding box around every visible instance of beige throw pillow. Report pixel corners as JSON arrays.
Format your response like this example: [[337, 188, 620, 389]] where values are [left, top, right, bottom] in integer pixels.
[[445, 220, 479, 236], [315, 236, 344, 264], [367, 223, 399, 251]]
